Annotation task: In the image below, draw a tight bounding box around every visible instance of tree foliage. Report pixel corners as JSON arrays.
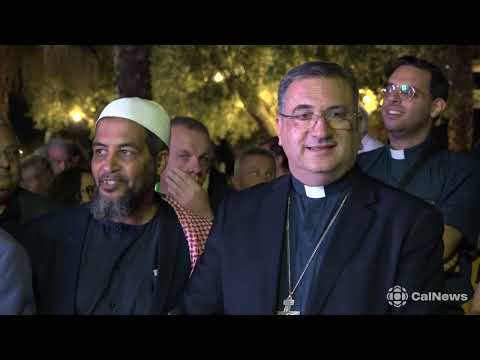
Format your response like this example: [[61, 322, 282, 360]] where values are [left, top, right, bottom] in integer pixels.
[[3, 45, 477, 150], [20, 45, 117, 134], [150, 45, 459, 146]]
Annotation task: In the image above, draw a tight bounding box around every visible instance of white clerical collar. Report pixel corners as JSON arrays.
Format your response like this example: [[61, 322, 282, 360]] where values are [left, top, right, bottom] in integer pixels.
[[304, 185, 326, 199], [389, 148, 405, 160]]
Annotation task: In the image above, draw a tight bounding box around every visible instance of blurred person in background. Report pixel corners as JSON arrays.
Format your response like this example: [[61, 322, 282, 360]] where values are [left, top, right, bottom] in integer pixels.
[[232, 147, 276, 191], [20, 155, 54, 196]]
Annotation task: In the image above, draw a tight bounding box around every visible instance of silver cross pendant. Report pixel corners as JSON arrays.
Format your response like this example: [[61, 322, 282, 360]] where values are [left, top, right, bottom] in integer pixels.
[[277, 295, 300, 315]]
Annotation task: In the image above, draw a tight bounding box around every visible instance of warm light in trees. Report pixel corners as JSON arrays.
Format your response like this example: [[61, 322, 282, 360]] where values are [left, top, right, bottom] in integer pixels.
[[359, 88, 379, 114], [234, 100, 245, 109], [259, 88, 274, 103], [69, 107, 85, 122], [213, 72, 224, 83]]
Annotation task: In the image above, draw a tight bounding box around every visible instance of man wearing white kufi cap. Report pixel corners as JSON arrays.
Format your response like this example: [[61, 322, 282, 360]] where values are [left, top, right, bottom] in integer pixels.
[[20, 97, 191, 315]]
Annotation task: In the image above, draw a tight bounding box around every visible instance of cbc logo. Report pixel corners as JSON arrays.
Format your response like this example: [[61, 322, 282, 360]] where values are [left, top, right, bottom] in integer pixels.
[[386, 286, 409, 307]]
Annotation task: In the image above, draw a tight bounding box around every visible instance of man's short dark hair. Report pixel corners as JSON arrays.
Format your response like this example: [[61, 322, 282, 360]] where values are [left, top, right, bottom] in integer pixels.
[[171, 116, 210, 139], [259, 136, 289, 172], [234, 147, 276, 175], [237, 147, 275, 164], [385, 55, 449, 102], [278, 61, 359, 113]]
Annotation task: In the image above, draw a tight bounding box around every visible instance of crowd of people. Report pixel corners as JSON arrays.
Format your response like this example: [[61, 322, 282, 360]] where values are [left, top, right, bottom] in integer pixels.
[[1, 55, 480, 315]]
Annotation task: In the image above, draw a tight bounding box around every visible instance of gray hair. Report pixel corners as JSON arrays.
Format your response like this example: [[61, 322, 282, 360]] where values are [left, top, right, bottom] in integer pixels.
[[21, 155, 53, 176], [278, 61, 359, 114]]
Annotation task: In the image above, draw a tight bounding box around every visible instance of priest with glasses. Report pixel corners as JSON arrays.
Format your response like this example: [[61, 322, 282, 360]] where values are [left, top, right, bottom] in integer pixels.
[[178, 61, 445, 315], [358, 56, 480, 314]]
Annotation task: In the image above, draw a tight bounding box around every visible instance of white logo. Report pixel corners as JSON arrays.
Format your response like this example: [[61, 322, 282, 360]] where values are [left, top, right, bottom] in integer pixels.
[[386, 286, 469, 307], [386, 286, 409, 307]]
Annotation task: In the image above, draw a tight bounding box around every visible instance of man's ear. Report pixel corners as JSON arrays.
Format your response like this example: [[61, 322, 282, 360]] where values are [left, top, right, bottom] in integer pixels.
[[430, 98, 447, 119], [157, 150, 169, 178], [276, 116, 283, 146]]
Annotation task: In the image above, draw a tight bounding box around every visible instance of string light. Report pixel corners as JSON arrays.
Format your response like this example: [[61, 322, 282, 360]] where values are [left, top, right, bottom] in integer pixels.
[[213, 72, 224, 83], [359, 88, 379, 114], [69, 106, 85, 122]]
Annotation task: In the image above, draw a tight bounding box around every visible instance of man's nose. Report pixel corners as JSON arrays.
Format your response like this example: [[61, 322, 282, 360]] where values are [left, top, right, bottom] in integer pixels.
[[102, 153, 120, 173], [188, 157, 202, 174], [309, 116, 332, 137], [384, 90, 402, 104]]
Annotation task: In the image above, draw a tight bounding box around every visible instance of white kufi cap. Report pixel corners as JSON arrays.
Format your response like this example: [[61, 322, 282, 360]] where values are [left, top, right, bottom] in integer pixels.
[[96, 97, 170, 145]]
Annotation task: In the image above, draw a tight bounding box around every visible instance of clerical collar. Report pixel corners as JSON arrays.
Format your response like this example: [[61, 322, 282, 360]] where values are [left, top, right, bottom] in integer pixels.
[[389, 148, 405, 160], [304, 185, 325, 198], [291, 168, 355, 198], [387, 137, 434, 161]]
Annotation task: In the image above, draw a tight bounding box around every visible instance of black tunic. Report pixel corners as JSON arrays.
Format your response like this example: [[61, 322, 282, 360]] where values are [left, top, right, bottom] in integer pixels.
[[76, 210, 168, 314]]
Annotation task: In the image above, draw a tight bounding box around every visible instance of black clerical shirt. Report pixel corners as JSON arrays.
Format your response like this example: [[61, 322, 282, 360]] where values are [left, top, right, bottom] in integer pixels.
[[277, 170, 354, 314]]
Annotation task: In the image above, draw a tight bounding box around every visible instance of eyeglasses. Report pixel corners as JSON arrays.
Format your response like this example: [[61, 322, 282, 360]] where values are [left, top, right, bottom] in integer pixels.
[[381, 83, 417, 100], [279, 107, 358, 130]]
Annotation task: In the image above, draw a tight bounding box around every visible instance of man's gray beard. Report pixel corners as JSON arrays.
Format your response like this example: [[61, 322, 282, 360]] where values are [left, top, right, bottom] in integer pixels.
[[90, 161, 156, 221], [90, 188, 140, 221]]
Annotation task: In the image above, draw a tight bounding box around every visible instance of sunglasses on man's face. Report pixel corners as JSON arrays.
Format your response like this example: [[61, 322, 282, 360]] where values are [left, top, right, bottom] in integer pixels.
[[381, 83, 416, 99]]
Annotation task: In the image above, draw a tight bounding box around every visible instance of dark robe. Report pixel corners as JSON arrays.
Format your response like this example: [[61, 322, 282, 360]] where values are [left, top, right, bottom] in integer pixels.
[[358, 138, 480, 313]]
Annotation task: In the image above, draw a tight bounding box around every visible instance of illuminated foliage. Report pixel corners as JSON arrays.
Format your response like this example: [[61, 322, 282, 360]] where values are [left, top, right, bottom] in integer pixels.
[[2, 45, 477, 150], [19, 46, 117, 135]]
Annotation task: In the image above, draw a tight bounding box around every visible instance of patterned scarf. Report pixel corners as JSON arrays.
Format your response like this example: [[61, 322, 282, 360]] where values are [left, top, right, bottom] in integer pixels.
[[161, 194, 212, 271]]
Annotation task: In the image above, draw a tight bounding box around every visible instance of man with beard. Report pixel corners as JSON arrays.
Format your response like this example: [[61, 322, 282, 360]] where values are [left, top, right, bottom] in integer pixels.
[[21, 98, 191, 314], [358, 56, 480, 314]]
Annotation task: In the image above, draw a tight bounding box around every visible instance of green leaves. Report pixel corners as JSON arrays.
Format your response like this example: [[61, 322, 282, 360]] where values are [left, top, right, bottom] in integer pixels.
[[12, 45, 472, 149]]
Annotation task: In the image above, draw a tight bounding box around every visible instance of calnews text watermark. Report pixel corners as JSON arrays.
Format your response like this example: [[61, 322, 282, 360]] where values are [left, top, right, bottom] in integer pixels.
[[386, 285, 468, 308]]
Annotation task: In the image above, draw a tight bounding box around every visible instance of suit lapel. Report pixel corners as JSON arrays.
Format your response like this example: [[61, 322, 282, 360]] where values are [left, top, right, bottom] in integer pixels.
[[252, 176, 291, 314], [307, 173, 377, 314], [150, 199, 185, 312], [53, 206, 91, 314]]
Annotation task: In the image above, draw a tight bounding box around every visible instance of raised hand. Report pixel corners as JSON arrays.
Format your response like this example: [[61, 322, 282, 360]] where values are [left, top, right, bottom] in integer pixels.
[[164, 167, 214, 220]]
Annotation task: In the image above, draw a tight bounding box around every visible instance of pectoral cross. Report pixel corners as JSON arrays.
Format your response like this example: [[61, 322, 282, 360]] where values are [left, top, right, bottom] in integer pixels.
[[277, 295, 300, 315]]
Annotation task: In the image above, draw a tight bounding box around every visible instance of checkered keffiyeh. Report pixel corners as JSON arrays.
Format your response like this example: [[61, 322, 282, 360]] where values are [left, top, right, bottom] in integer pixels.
[[162, 194, 212, 270]]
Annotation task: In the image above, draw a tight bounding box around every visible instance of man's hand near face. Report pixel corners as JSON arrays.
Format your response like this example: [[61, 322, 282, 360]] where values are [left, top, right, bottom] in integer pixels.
[[164, 168, 214, 220]]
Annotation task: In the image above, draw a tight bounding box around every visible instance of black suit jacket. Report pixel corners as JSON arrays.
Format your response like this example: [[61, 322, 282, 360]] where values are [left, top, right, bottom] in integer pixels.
[[21, 198, 190, 314], [0, 188, 58, 241], [208, 167, 232, 215], [181, 169, 445, 314]]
